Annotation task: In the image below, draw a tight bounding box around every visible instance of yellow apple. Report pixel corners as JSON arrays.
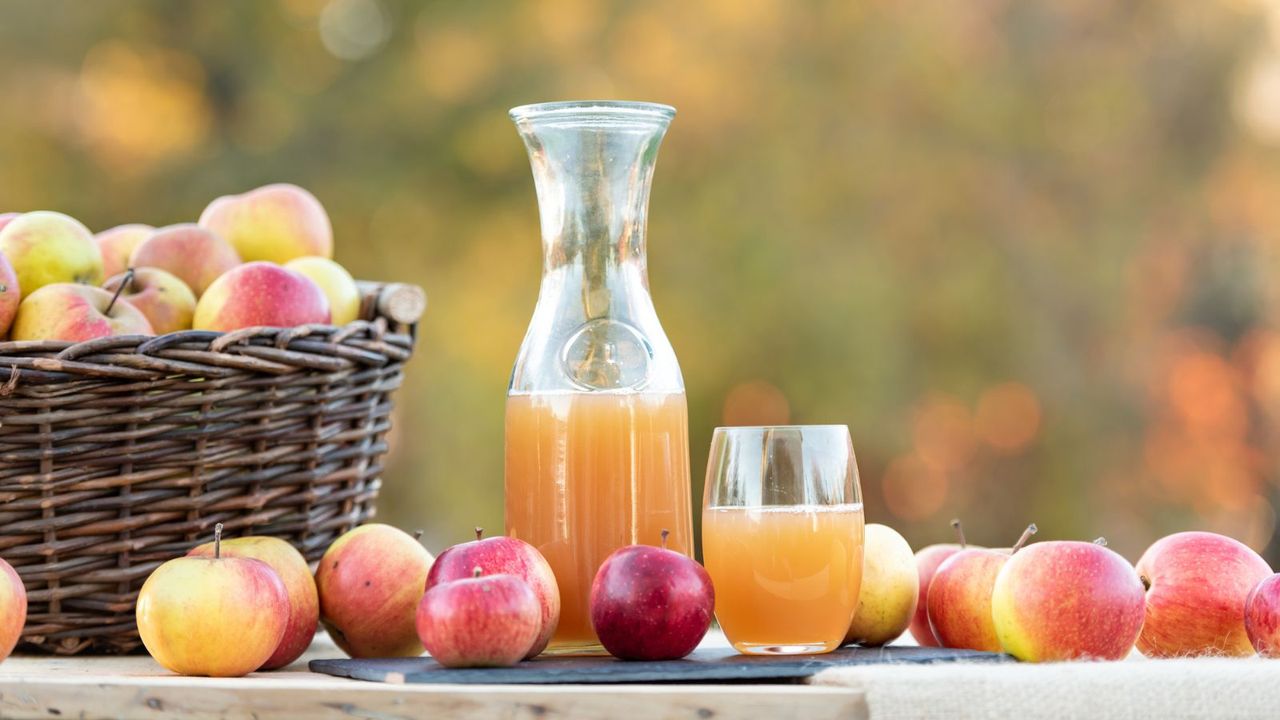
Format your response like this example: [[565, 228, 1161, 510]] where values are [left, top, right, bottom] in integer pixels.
[[845, 524, 918, 646], [284, 257, 360, 325], [200, 183, 333, 264], [0, 211, 104, 294], [103, 268, 196, 335], [137, 525, 289, 677]]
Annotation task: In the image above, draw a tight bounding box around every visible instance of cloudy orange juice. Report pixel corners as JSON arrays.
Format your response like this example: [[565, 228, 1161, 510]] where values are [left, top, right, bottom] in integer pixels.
[[702, 503, 865, 654], [505, 391, 693, 651]]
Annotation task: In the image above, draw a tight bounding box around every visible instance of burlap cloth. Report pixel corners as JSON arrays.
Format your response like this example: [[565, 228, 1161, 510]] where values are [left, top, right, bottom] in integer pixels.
[[811, 656, 1280, 719]]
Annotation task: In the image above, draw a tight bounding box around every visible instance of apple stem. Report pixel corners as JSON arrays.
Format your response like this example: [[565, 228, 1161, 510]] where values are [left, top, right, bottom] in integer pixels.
[[1093, 537, 1108, 547], [660, 528, 669, 549], [472, 566, 482, 579], [214, 522, 223, 560], [474, 527, 484, 541], [413, 529, 424, 543], [1011, 523, 1037, 554], [951, 518, 966, 548], [104, 268, 135, 316]]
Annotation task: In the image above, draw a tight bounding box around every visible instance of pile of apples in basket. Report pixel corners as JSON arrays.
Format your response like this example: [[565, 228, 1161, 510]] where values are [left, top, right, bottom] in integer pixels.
[[0, 183, 360, 342]]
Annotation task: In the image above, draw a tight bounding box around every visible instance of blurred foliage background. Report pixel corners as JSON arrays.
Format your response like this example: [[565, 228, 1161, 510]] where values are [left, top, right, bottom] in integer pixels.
[[2, 0, 1280, 563]]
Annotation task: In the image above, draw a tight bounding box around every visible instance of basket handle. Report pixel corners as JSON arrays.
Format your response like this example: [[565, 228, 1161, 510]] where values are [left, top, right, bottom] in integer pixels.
[[356, 281, 426, 326]]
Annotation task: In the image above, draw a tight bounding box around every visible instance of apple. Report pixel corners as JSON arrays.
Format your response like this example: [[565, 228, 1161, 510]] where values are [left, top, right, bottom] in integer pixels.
[[95, 224, 152, 279], [189, 535, 318, 670], [589, 530, 714, 661], [909, 519, 978, 647], [200, 183, 333, 264], [0, 252, 19, 338], [136, 524, 289, 677], [129, 224, 241, 297], [426, 527, 560, 658], [927, 524, 1036, 652], [1246, 574, 1280, 657], [103, 268, 196, 335], [417, 569, 541, 668], [0, 557, 27, 662], [0, 211, 104, 294], [845, 523, 917, 647], [193, 261, 330, 332], [991, 539, 1145, 661], [10, 283, 153, 342], [315, 523, 435, 658], [1136, 531, 1272, 657], [285, 256, 361, 326], [0, 213, 18, 232]]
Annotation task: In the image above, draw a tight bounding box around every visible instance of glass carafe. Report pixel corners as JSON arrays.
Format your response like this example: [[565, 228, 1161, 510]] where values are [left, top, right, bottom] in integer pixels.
[[505, 101, 692, 654]]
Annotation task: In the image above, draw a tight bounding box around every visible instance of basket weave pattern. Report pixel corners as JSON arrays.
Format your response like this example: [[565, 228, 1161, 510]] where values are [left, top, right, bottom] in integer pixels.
[[0, 283, 420, 654]]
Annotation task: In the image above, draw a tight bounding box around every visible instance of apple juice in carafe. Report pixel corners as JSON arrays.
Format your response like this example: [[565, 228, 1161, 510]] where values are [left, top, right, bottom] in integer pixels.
[[504, 101, 692, 653]]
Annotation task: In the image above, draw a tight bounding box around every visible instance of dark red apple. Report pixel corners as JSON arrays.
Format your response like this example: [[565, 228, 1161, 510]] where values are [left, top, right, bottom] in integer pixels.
[[1246, 573, 1280, 657], [416, 569, 541, 668], [589, 530, 714, 661], [427, 528, 560, 658]]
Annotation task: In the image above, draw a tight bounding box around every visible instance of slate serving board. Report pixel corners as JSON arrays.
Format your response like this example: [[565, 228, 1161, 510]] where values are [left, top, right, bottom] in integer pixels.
[[310, 644, 1011, 685]]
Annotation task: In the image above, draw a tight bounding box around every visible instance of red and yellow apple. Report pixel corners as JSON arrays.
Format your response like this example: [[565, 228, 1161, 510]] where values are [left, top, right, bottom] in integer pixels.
[[95, 224, 152, 279], [1246, 574, 1280, 658], [103, 268, 196, 335], [136, 525, 289, 677], [845, 524, 917, 647], [0, 211, 104, 293], [11, 283, 153, 342], [285, 256, 361, 326], [927, 524, 1035, 652], [193, 261, 330, 332], [189, 535, 319, 670], [129, 224, 241, 297], [1136, 531, 1272, 657], [0, 252, 19, 338], [200, 183, 333, 264], [992, 540, 1145, 661], [0, 557, 27, 662], [0, 213, 18, 232], [417, 570, 542, 668], [315, 523, 434, 658]]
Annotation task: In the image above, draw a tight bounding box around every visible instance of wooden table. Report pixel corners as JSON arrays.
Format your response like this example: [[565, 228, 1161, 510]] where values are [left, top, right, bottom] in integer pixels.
[[0, 639, 867, 720]]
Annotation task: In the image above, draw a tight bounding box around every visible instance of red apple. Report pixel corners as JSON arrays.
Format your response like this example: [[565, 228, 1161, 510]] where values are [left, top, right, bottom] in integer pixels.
[[991, 539, 1145, 661], [589, 530, 714, 661], [315, 524, 434, 658], [426, 528, 560, 658], [129, 224, 241, 297], [1136, 531, 1272, 657], [909, 519, 975, 647], [417, 569, 541, 668], [189, 535, 318, 670], [10, 283, 153, 342], [199, 183, 333, 264], [0, 251, 18, 338], [136, 524, 289, 677], [927, 524, 1036, 652], [192, 261, 330, 332], [0, 557, 27, 662], [1246, 574, 1280, 657]]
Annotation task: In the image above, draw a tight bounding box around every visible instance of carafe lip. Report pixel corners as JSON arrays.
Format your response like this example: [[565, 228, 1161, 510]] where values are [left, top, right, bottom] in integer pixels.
[[509, 100, 676, 128]]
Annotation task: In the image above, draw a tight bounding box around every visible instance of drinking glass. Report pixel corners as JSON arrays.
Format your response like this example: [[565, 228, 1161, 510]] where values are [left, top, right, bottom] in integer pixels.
[[701, 425, 864, 655]]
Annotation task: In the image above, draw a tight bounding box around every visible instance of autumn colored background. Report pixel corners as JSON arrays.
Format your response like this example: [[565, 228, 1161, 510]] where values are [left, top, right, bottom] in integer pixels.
[[2, 0, 1279, 563]]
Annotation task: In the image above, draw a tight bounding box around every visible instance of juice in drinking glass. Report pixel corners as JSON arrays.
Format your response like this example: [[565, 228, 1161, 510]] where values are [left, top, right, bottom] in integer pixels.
[[702, 503, 864, 654], [701, 425, 864, 655]]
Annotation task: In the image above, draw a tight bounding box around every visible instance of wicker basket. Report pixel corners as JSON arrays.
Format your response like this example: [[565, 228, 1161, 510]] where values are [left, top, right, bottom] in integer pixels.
[[0, 281, 425, 655]]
